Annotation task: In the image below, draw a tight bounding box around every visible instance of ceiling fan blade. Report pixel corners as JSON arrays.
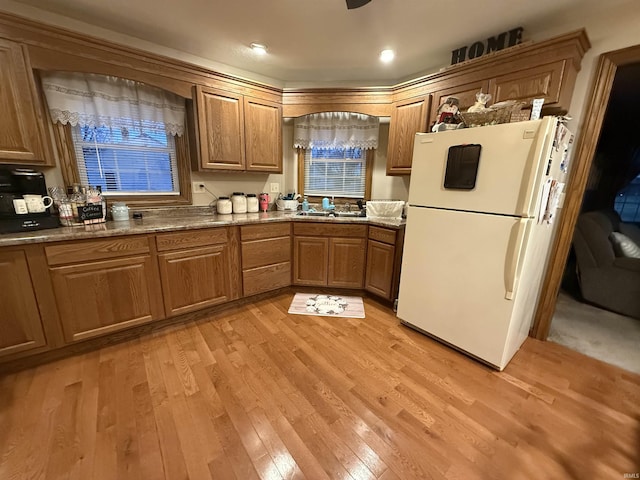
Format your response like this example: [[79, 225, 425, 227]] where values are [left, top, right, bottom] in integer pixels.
[[346, 0, 371, 9]]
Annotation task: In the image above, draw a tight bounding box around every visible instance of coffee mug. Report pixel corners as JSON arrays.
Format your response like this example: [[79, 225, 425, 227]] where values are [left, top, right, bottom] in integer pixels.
[[22, 194, 53, 213]]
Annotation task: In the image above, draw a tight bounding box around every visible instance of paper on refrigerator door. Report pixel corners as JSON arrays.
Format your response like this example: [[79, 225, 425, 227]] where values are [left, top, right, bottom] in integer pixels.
[[537, 178, 552, 224], [538, 180, 565, 224]]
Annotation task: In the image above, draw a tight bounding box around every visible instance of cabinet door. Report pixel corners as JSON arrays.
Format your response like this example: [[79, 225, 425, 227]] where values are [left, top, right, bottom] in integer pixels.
[[386, 96, 429, 175], [488, 61, 565, 107], [158, 245, 231, 317], [244, 96, 282, 173], [50, 255, 164, 342], [430, 80, 491, 124], [0, 39, 53, 166], [365, 240, 396, 299], [293, 236, 328, 286], [0, 250, 47, 357], [328, 237, 366, 288], [194, 86, 245, 170]]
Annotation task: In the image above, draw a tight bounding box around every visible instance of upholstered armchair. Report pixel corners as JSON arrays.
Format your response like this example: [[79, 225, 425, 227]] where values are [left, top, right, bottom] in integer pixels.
[[572, 209, 640, 319]]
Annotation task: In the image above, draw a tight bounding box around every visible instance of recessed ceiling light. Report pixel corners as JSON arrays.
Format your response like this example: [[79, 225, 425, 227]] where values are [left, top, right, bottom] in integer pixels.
[[380, 49, 395, 63], [250, 43, 268, 55]]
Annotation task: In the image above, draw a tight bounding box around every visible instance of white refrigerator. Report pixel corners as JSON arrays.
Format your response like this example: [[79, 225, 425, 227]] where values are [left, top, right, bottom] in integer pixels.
[[396, 117, 573, 370]]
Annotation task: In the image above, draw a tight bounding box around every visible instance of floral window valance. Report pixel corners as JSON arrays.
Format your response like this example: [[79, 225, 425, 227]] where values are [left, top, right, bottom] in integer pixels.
[[293, 112, 379, 150], [40, 72, 186, 136]]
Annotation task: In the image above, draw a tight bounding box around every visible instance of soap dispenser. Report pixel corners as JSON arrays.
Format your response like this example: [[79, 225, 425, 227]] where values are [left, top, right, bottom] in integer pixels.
[[302, 196, 309, 211]]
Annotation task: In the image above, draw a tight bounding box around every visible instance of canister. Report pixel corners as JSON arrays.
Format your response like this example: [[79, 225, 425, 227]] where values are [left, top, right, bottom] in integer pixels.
[[246, 193, 259, 213], [231, 192, 247, 213], [111, 202, 130, 221], [216, 196, 232, 214]]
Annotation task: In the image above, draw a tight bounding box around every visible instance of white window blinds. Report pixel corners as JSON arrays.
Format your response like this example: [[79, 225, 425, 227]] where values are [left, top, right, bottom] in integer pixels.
[[304, 147, 366, 198], [71, 122, 179, 196], [41, 72, 185, 195], [294, 112, 378, 198]]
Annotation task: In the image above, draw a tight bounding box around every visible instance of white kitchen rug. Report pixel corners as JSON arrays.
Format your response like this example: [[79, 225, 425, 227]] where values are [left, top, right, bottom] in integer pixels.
[[288, 293, 365, 319]]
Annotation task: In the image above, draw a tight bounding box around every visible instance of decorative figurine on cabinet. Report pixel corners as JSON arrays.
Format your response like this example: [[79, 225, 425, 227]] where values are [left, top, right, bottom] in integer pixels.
[[467, 92, 492, 112], [432, 96, 464, 132]]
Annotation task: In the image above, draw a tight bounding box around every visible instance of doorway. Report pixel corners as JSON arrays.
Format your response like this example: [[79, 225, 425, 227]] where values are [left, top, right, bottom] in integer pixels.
[[531, 45, 640, 339]]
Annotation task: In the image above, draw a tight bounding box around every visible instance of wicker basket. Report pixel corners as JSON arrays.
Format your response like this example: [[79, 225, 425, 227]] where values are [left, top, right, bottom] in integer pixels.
[[459, 101, 525, 127]]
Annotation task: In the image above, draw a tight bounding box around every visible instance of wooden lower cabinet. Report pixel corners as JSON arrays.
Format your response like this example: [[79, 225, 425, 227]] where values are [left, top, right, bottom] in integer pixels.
[[156, 227, 240, 315], [50, 255, 164, 343], [158, 244, 231, 316], [0, 249, 47, 357], [293, 223, 368, 288], [328, 237, 366, 288], [365, 240, 396, 299], [365, 226, 405, 301], [293, 236, 329, 286], [240, 223, 291, 296]]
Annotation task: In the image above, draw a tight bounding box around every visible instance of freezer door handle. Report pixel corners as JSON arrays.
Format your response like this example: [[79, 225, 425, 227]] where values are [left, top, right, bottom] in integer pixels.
[[504, 218, 532, 300]]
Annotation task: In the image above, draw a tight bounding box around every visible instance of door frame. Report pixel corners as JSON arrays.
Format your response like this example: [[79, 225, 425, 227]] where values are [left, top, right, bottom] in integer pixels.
[[531, 44, 640, 339]]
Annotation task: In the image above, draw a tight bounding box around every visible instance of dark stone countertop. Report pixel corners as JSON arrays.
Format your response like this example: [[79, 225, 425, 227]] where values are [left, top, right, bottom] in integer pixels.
[[0, 207, 406, 247]]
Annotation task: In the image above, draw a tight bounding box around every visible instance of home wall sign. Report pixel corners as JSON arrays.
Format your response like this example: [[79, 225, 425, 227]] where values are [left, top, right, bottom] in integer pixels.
[[451, 27, 524, 65]]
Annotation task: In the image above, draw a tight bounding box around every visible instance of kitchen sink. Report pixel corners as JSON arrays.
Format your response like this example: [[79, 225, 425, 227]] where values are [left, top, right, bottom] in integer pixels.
[[297, 211, 330, 216], [334, 211, 364, 217], [297, 210, 365, 218]]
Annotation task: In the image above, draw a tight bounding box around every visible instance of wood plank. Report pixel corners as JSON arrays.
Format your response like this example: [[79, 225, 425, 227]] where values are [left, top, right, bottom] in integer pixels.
[[0, 291, 637, 479]]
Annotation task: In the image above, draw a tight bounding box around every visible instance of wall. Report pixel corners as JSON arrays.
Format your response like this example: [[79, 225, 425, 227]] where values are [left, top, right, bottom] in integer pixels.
[[525, 2, 640, 134], [371, 123, 410, 201], [190, 120, 411, 208], [22, 2, 637, 207]]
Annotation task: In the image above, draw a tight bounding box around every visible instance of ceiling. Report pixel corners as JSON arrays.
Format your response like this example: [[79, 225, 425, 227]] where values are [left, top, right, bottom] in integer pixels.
[[4, 0, 633, 87]]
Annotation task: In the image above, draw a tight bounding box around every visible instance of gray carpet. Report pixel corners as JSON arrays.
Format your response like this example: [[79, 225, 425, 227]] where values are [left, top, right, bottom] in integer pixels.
[[549, 291, 640, 374]]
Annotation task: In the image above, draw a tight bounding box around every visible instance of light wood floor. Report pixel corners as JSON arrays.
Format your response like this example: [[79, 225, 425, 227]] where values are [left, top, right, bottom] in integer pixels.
[[1, 292, 638, 479]]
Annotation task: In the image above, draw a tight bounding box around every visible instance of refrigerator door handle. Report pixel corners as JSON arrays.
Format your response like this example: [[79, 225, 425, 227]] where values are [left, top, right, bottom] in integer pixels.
[[504, 218, 532, 300]]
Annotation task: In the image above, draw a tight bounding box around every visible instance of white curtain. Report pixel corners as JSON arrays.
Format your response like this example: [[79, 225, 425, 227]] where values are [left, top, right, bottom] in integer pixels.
[[40, 72, 186, 136], [293, 112, 379, 150]]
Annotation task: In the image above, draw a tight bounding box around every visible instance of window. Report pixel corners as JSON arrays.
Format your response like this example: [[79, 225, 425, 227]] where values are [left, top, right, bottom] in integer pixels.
[[293, 112, 379, 200], [40, 71, 191, 205], [302, 147, 370, 198], [72, 121, 179, 196], [614, 174, 640, 222]]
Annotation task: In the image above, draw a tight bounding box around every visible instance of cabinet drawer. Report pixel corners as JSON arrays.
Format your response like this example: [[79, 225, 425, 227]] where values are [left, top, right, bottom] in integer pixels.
[[156, 227, 228, 252], [242, 237, 291, 269], [369, 226, 397, 245], [45, 236, 150, 266], [294, 223, 367, 238], [243, 262, 291, 296], [241, 222, 290, 241]]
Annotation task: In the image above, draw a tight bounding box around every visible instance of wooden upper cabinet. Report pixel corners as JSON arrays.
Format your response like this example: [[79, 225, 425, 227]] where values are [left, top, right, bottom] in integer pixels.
[[194, 85, 245, 170], [430, 80, 491, 126], [0, 38, 53, 166], [244, 96, 282, 172], [488, 61, 566, 108], [193, 86, 283, 173], [386, 96, 429, 175], [0, 249, 47, 357]]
